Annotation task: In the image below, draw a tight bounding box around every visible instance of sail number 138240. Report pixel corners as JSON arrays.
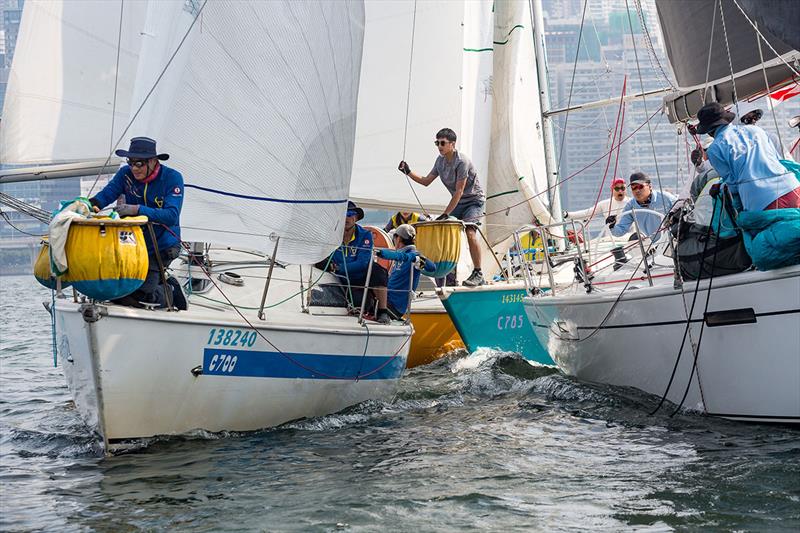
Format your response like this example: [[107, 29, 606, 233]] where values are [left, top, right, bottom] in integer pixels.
[[206, 328, 257, 347]]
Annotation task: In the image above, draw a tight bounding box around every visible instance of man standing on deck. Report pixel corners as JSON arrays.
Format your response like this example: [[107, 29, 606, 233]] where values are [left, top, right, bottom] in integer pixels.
[[89, 137, 185, 308], [697, 102, 800, 210], [397, 128, 486, 287], [607, 172, 677, 240]]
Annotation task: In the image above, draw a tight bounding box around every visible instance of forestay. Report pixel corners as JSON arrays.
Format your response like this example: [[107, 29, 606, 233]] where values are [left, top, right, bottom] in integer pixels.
[[485, 0, 553, 247], [0, 0, 146, 165], [349, 0, 493, 212], [125, 0, 365, 264]]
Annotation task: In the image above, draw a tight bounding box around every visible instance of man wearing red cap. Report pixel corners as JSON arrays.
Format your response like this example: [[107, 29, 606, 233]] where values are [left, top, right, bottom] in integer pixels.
[[563, 178, 630, 225]]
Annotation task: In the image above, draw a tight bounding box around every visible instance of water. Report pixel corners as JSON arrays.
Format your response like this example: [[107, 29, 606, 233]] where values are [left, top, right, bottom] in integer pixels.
[[1, 275, 798, 532]]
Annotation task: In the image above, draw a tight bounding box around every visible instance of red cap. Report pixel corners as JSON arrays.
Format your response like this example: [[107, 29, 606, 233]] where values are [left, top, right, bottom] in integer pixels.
[[610, 178, 625, 189]]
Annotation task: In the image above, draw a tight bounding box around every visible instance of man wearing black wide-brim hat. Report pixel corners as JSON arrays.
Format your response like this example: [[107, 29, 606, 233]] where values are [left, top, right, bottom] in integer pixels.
[[696, 102, 800, 211], [89, 137, 186, 308]]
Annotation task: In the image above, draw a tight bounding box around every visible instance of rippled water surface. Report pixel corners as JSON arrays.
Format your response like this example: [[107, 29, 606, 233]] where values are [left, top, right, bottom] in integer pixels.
[[1, 275, 798, 531]]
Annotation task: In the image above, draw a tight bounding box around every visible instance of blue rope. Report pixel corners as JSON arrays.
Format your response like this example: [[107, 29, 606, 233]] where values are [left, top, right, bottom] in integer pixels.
[[184, 184, 348, 204], [50, 287, 58, 367]]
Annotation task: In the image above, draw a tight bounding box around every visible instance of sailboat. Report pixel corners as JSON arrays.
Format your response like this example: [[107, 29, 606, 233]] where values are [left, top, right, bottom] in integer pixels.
[[522, 0, 800, 424], [348, 0, 500, 367], [436, 0, 570, 365], [0, 0, 413, 451]]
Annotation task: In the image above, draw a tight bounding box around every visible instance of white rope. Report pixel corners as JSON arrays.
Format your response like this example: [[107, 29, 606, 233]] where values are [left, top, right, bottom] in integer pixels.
[[718, 0, 740, 117], [754, 21, 786, 154], [702, 0, 718, 103]]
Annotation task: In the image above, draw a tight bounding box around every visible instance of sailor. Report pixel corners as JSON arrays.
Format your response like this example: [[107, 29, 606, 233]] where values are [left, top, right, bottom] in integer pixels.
[[736, 100, 785, 156], [376, 224, 436, 319], [323, 200, 392, 325], [89, 137, 185, 308], [607, 172, 677, 240], [397, 127, 486, 287], [563, 177, 629, 224], [697, 102, 800, 210], [384, 211, 428, 233]]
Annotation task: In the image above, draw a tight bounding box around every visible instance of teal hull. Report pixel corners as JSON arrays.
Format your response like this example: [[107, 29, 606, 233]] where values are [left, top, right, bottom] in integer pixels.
[[440, 287, 553, 365]]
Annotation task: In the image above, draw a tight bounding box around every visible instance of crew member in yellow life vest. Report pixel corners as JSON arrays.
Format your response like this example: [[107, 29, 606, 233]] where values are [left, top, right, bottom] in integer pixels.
[[384, 211, 429, 233]]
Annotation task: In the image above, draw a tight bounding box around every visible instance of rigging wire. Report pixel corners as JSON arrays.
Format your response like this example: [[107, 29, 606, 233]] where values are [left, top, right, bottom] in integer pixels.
[[633, 0, 676, 91], [731, 0, 800, 79], [108, 0, 125, 157], [399, 0, 430, 217], [623, 0, 669, 215], [554, 0, 588, 178], [717, 0, 740, 117], [587, 77, 626, 222], [88, 0, 210, 197], [702, 1, 718, 103], [754, 22, 786, 154]]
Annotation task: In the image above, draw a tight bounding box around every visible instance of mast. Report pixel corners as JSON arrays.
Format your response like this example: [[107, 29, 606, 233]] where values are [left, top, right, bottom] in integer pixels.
[[530, 0, 561, 222]]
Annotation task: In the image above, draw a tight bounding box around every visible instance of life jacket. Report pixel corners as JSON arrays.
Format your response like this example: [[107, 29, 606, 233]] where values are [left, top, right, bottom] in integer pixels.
[[390, 212, 423, 229]]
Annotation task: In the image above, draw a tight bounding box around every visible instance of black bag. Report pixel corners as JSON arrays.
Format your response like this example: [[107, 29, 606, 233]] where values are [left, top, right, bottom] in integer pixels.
[[676, 223, 752, 280]]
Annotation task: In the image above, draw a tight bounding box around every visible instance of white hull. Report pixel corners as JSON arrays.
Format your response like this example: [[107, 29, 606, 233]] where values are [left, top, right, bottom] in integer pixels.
[[524, 266, 800, 424], [54, 249, 411, 449]]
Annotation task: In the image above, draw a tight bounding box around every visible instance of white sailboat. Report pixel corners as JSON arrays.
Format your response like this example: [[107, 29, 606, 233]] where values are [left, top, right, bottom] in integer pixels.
[[1, 0, 412, 451], [522, 0, 800, 424]]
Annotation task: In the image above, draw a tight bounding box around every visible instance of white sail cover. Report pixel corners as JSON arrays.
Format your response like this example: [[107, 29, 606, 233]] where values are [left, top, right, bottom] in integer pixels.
[[349, 0, 493, 212], [125, 0, 365, 264], [485, 0, 553, 246], [0, 0, 146, 165]]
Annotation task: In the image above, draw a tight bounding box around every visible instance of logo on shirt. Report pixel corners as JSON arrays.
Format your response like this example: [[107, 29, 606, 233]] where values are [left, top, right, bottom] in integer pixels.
[[172, 186, 182, 196]]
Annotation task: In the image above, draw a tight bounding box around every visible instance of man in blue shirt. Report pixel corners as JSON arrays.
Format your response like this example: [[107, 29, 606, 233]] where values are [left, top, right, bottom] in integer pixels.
[[376, 224, 436, 318], [697, 102, 800, 211], [325, 201, 392, 324], [89, 137, 185, 308], [608, 172, 677, 240]]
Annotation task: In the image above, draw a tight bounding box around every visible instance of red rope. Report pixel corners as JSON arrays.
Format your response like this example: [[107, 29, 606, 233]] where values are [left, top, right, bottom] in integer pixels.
[[588, 77, 627, 222]]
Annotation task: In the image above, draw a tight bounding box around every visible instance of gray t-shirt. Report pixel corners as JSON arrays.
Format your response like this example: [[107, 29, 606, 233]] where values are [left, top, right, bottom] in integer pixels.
[[430, 150, 485, 205]]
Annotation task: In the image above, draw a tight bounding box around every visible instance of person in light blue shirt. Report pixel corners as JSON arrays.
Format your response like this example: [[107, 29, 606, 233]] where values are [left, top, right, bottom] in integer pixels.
[[608, 172, 677, 240], [376, 224, 436, 318], [696, 102, 799, 211]]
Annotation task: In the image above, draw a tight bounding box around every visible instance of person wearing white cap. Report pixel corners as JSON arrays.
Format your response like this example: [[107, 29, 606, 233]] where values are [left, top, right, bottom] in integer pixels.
[[376, 224, 436, 318], [736, 100, 785, 157]]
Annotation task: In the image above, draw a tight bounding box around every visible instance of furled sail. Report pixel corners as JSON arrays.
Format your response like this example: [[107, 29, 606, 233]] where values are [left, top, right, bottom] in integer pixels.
[[0, 0, 146, 165], [484, 0, 553, 247], [123, 0, 365, 264], [656, 0, 799, 122], [349, 0, 494, 212]]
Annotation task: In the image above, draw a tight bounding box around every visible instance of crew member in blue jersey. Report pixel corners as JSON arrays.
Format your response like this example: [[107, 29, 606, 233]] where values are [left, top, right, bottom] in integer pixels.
[[325, 201, 391, 324], [376, 224, 436, 319], [607, 172, 677, 240], [89, 137, 185, 308], [697, 102, 800, 210]]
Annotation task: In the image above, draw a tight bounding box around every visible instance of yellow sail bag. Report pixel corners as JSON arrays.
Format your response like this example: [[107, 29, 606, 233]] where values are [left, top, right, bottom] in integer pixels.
[[413, 220, 462, 277], [63, 216, 150, 300], [33, 239, 71, 290]]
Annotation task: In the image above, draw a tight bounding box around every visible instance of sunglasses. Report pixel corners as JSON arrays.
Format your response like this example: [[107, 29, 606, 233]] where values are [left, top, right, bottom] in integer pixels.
[[434, 140, 450, 147], [613, 186, 626, 191], [127, 158, 149, 168], [630, 183, 646, 191], [346, 210, 358, 217]]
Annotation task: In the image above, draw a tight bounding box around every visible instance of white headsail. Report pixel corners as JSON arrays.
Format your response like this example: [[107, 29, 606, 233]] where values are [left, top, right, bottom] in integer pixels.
[[349, 0, 494, 212], [0, 0, 146, 165], [485, 0, 553, 247], [123, 0, 365, 264]]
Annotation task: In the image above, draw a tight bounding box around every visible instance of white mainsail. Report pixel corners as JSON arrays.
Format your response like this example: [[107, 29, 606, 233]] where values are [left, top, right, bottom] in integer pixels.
[[349, 0, 494, 212], [119, 0, 365, 264], [485, 0, 553, 247], [0, 0, 146, 165]]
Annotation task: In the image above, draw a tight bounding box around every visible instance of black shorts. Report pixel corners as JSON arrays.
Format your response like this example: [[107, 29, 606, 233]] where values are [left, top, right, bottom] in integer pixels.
[[337, 263, 388, 290]]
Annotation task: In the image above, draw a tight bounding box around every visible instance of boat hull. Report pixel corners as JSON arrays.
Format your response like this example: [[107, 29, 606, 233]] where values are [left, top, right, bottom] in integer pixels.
[[440, 283, 552, 364], [407, 308, 463, 368], [56, 301, 409, 445], [524, 266, 800, 423]]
